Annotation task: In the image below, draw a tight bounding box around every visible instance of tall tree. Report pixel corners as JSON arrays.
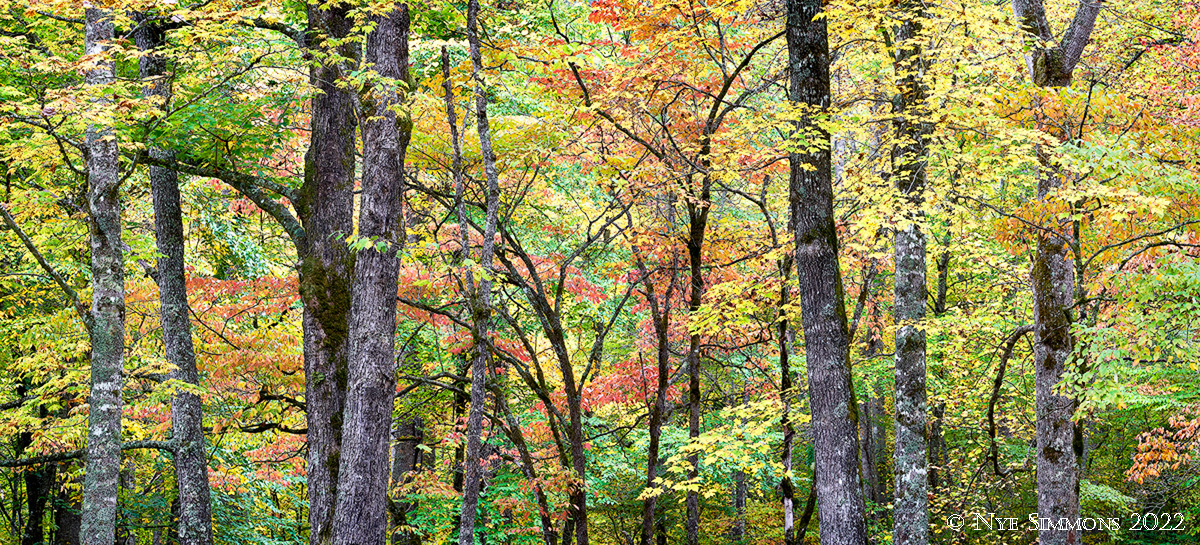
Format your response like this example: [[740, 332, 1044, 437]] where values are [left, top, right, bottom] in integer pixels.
[[80, 6, 124, 545], [786, 0, 869, 544], [300, 2, 359, 543], [1009, 2, 1100, 544], [334, 4, 412, 545], [457, 0, 504, 540], [890, 2, 930, 543], [131, 14, 215, 545]]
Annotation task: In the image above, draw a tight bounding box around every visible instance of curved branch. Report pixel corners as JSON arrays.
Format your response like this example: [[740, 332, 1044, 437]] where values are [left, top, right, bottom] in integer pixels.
[[988, 324, 1033, 477]]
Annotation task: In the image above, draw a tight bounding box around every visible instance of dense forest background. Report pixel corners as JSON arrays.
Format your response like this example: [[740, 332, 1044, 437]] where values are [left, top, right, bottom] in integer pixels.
[[0, 0, 1198, 544]]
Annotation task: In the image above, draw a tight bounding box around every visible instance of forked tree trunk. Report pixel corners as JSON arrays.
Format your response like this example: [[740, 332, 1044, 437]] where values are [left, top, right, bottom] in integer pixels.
[[785, 0, 869, 543], [891, 4, 930, 544], [80, 8, 125, 545], [132, 15, 215, 545], [334, 5, 412, 545], [1008, 2, 1100, 543], [300, 3, 359, 543]]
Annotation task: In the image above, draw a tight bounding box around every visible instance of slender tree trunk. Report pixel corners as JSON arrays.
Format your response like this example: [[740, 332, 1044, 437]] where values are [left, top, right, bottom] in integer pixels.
[[391, 417, 424, 545], [54, 477, 82, 545], [786, 0, 869, 543], [458, 0, 504, 540], [928, 251, 949, 491], [334, 6, 412, 545], [132, 15, 215, 545], [891, 5, 930, 544], [80, 8, 124, 545], [497, 397, 558, 545], [20, 424, 54, 545], [1008, 2, 1100, 543], [858, 390, 879, 511], [730, 389, 749, 543], [779, 258, 798, 545], [684, 180, 712, 545], [639, 258, 674, 545], [300, 3, 359, 543]]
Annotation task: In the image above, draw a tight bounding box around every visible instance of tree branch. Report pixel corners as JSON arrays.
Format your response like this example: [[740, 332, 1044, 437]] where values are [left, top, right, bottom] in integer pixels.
[[0, 202, 92, 331]]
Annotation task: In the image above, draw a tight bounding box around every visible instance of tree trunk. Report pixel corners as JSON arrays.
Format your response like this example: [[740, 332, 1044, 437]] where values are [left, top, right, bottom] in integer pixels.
[[858, 390, 880, 511], [730, 390, 749, 543], [683, 188, 713, 545], [54, 478, 82, 545], [391, 417, 424, 545], [779, 259, 798, 545], [80, 8, 124, 545], [786, 0, 869, 543], [458, 0, 504, 541], [1008, 2, 1100, 543], [639, 256, 674, 545], [20, 430, 55, 545], [891, 5, 930, 544], [132, 15, 215, 545], [300, 3, 359, 543], [334, 6, 412, 545]]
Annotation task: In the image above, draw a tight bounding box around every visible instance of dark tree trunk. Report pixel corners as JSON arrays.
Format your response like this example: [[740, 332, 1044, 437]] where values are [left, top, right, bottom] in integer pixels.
[[730, 389, 749, 543], [786, 0, 869, 543], [890, 5, 930, 544], [1008, 2, 1100, 544], [132, 15, 215, 545], [334, 6, 412, 545], [23, 462, 55, 545], [497, 398, 558, 545], [300, 3, 359, 543], [80, 9, 124, 545], [54, 479, 81, 545], [458, 0, 504, 541], [779, 258, 798, 545], [20, 426, 55, 545], [639, 256, 674, 545], [928, 252, 949, 491], [391, 417, 424, 545], [858, 390, 880, 511], [684, 217, 706, 545]]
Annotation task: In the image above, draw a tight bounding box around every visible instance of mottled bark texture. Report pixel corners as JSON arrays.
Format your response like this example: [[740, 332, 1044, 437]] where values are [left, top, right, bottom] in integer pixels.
[[891, 4, 929, 544], [685, 194, 709, 545], [1008, 1, 1100, 544], [333, 6, 412, 545], [81, 8, 125, 545], [786, 0, 869, 543], [778, 259, 798, 545], [301, 3, 359, 544], [458, 0, 504, 541], [132, 15, 215, 545]]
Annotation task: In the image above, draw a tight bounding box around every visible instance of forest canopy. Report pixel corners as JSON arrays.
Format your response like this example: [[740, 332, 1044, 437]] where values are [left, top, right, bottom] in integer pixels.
[[0, 0, 1198, 544]]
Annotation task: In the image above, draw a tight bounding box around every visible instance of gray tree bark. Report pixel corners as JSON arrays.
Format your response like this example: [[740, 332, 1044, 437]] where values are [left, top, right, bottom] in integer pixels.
[[333, 5, 412, 545], [890, 5, 930, 544], [80, 8, 125, 545], [131, 15, 215, 545], [1008, 2, 1100, 544], [300, 3, 359, 544], [458, 0, 504, 541], [786, 0, 869, 543]]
